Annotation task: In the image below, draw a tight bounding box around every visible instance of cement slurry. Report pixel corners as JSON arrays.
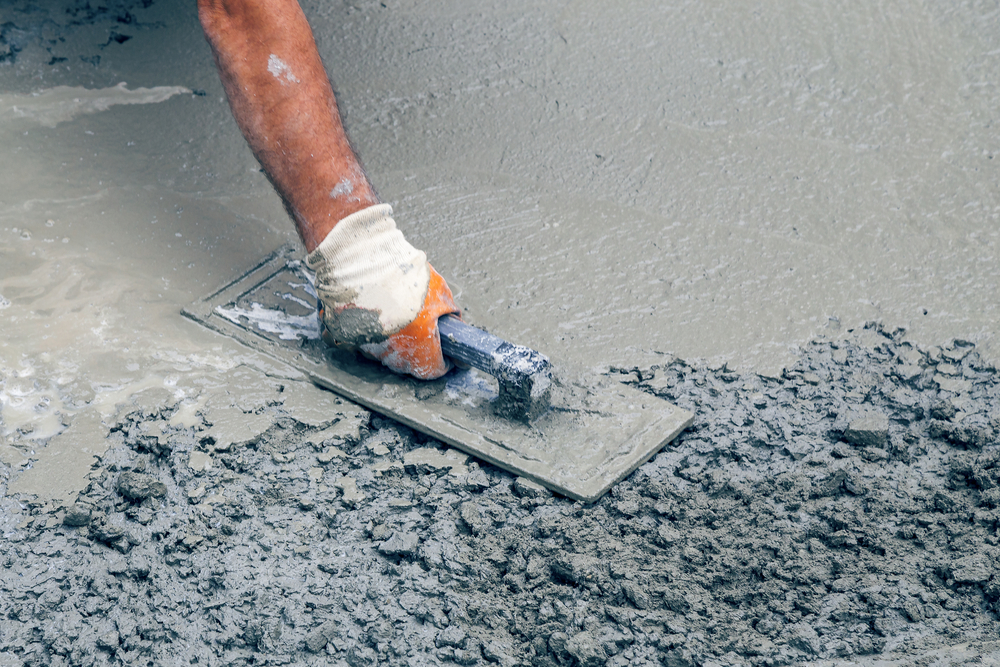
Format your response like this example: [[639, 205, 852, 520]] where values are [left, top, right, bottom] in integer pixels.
[[2, 0, 998, 498], [1, 1, 1000, 664], [318, 0, 1000, 373]]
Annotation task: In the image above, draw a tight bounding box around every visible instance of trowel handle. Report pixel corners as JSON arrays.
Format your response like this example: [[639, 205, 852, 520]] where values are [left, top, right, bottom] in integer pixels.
[[437, 315, 546, 377], [437, 315, 552, 421]]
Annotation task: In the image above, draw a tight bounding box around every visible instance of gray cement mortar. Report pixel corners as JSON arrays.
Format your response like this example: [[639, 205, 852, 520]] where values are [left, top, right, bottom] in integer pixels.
[[3, 2, 1000, 666], [5, 324, 1000, 667]]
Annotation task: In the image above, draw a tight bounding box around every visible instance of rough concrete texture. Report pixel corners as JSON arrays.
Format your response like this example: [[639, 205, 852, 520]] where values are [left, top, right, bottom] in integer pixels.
[[5, 325, 1000, 666], [3, 1, 1000, 665]]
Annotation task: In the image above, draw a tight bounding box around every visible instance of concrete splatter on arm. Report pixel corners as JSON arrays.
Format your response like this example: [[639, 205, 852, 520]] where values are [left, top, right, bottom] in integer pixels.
[[197, 0, 376, 251], [198, 0, 460, 380]]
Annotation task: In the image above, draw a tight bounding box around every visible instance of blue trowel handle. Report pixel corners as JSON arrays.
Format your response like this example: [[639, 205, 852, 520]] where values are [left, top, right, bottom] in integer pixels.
[[437, 315, 552, 421]]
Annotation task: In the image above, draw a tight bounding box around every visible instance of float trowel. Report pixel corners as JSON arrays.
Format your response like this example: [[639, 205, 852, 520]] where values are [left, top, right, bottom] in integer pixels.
[[183, 245, 692, 501]]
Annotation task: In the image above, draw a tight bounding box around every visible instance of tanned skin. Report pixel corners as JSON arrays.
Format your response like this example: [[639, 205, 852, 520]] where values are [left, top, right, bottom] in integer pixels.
[[197, 0, 378, 253], [198, 0, 460, 380]]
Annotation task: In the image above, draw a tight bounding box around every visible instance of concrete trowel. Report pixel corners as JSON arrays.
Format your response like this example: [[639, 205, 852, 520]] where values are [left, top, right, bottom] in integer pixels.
[[183, 245, 692, 501]]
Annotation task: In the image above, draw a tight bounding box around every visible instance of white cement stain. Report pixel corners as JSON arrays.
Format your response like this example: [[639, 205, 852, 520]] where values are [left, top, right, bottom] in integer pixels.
[[215, 303, 321, 341], [267, 54, 301, 85], [329, 178, 354, 199], [0, 82, 191, 128]]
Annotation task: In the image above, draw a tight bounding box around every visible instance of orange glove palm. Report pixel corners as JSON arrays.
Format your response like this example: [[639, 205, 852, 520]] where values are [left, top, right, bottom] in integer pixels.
[[359, 266, 459, 379]]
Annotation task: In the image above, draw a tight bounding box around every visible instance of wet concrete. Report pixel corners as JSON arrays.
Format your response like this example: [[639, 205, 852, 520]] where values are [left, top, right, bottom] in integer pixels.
[[323, 0, 1000, 374], [2, 0, 1000, 665], [184, 247, 692, 501], [5, 327, 1000, 666]]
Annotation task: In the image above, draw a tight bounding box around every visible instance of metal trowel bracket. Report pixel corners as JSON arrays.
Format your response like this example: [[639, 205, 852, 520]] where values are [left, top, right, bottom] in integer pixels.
[[182, 245, 693, 502]]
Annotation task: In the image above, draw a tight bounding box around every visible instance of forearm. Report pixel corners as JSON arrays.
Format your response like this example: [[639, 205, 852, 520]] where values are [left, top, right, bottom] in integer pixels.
[[198, 0, 378, 251]]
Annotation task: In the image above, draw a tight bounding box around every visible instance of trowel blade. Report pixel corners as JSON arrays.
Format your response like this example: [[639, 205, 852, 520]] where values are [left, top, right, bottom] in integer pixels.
[[182, 245, 693, 502]]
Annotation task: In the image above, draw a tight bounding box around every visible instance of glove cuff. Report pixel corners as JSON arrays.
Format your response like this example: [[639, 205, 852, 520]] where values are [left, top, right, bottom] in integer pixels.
[[306, 204, 430, 344]]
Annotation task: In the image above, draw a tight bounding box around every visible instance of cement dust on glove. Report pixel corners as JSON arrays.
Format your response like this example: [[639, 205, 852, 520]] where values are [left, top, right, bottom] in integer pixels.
[[306, 204, 459, 380]]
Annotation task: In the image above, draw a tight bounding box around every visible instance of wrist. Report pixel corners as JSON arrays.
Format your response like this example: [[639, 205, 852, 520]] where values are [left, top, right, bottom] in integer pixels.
[[301, 189, 379, 253]]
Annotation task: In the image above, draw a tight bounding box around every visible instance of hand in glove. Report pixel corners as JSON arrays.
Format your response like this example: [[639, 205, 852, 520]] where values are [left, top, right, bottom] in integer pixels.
[[307, 204, 460, 380], [199, 1, 457, 379]]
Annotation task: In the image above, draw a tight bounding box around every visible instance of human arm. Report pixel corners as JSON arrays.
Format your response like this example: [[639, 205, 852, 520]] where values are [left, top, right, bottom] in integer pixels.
[[198, 0, 459, 379], [197, 0, 375, 251]]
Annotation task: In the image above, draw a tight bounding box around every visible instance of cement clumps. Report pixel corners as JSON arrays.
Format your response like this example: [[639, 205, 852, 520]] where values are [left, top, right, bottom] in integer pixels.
[[403, 446, 470, 476], [513, 476, 551, 499], [842, 413, 890, 448], [378, 530, 421, 557], [62, 503, 91, 527], [951, 555, 992, 585], [5, 324, 1000, 665], [116, 471, 167, 501]]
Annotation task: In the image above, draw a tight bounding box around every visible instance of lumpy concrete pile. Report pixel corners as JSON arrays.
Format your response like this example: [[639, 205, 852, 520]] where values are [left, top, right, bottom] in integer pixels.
[[4, 326, 1000, 665]]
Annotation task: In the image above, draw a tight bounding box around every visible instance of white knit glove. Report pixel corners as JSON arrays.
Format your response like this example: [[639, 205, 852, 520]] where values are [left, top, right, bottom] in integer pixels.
[[306, 204, 430, 347]]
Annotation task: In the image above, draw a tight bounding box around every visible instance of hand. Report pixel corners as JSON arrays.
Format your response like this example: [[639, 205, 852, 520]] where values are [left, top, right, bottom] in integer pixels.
[[358, 265, 458, 379], [308, 205, 460, 380]]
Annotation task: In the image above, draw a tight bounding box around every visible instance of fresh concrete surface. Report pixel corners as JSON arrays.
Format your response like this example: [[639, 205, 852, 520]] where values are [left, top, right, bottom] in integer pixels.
[[2, 0, 998, 522], [1, 3, 1000, 664]]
